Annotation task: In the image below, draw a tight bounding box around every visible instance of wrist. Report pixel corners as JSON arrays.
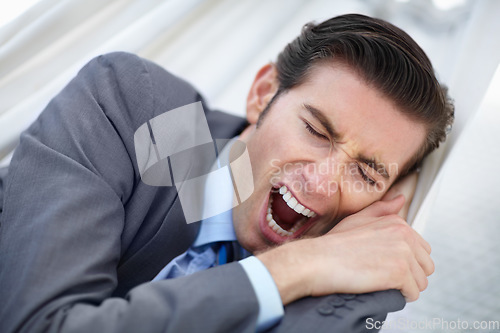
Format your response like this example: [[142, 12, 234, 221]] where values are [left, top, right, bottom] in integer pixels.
[[256, 240, 312, 305]]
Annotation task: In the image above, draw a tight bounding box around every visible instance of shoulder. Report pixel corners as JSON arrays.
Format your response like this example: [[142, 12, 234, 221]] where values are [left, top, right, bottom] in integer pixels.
[[72, 52, 210, 129], [79, 52, 199, 102], [74, 52, 247, 138]]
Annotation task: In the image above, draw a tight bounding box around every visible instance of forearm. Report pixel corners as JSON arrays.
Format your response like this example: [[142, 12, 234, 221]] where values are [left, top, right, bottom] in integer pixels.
[[20, 264, 258, 333]]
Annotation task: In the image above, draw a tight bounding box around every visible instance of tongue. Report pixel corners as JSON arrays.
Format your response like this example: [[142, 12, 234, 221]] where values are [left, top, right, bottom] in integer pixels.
[[271, 192, 303, 230]]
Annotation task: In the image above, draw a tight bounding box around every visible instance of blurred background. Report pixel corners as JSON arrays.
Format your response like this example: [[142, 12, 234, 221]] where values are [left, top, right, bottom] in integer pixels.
[[1, 0, 499, 331]]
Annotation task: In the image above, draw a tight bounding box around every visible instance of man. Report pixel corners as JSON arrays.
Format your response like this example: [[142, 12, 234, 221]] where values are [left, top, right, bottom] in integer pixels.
[[0, 14, 453, 332]]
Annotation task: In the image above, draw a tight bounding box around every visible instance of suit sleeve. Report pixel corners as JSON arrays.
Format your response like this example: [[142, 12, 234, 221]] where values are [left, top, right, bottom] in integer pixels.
[[0, 52, 259, 333], [269, 290, 406, 333], [240, 256, 406, 333]]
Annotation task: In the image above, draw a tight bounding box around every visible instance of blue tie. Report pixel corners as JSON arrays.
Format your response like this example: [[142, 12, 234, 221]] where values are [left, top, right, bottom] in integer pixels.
[[216, 241, 249, 265], [153, 241, 250, 281]]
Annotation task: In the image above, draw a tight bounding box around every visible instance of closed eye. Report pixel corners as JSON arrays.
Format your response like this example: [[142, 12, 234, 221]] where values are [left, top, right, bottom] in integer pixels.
[[304, 122, 329, 141], [357, 165, 376, 186]]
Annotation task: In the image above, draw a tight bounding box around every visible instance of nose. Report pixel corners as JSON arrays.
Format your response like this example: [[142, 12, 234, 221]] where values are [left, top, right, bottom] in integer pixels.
[[302, 150, 347, 197]]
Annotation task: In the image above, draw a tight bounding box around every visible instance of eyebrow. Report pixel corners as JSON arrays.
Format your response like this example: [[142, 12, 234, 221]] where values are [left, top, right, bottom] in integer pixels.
[[303, 103, 391, 180]]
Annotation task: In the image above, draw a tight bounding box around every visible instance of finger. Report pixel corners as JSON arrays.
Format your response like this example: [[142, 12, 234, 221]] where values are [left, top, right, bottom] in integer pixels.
[[400, 269, 421, 302], [357, 194, 405, 218], [410, 256, 429, 292], [400, 228, 433, 273], [382, 172, 418, 202], [414, 244, 435, 276], [411, 229, 432, 254]]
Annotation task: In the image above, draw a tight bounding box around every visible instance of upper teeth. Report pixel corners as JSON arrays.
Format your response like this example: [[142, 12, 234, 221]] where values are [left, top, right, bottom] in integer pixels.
[[265, 186, 317, 238], [279, 186, 316, 218]]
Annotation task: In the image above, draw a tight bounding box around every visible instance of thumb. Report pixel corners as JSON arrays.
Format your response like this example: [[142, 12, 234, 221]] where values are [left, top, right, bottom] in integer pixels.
[[358, 194, 405, 218]]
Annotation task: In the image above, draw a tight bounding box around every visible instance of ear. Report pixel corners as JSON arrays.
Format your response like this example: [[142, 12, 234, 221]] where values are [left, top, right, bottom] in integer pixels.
[[246, 63, 279, 124]]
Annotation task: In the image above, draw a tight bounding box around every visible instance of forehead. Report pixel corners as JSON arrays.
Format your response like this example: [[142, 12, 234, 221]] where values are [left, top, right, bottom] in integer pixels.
[[295, 62, 426, 178]]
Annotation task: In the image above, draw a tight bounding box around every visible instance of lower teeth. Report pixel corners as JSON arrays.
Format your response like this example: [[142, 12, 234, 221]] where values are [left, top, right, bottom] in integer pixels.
[[266, 196, 306, 237]]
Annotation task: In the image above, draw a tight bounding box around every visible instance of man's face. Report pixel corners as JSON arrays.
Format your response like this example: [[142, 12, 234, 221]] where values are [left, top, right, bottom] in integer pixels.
[[233, 62, 426, 253]]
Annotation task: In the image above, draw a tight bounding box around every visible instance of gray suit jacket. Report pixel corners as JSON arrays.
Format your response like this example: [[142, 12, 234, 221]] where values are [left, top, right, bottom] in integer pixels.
[[0, 52, 405, 333]]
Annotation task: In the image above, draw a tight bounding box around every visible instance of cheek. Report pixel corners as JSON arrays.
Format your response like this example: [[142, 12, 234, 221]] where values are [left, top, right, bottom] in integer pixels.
[[253, 124, 302, 170]]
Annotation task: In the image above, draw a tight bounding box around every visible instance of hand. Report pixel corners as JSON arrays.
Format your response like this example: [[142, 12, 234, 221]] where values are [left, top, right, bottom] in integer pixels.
[[257, 195, 434, 305], [381, 172, 419, 219]]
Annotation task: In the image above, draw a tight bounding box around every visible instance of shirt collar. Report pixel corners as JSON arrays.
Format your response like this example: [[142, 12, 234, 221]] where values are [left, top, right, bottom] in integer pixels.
[[193, 137, 239, 247]]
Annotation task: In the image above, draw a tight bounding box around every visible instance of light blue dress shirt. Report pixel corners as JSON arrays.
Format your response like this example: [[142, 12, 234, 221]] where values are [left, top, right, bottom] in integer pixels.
[[153, 138, 284, 331]]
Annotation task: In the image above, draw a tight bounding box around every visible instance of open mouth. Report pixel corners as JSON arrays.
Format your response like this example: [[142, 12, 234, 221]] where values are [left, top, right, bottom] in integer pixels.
[[262, 185, 318, 241]]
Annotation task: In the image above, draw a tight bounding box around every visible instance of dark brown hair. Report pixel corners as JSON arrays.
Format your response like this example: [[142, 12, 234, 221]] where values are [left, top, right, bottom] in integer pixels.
[[260, 13, 454, 176]]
